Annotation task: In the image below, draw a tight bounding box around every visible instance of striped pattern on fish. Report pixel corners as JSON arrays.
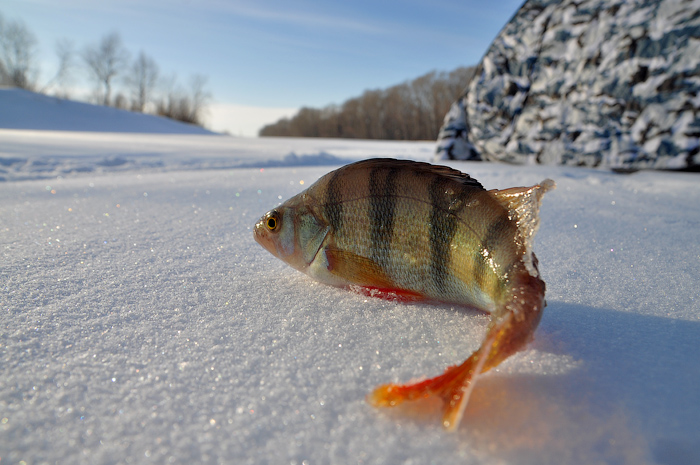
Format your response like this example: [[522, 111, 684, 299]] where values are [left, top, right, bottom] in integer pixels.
[[254, 158, 555, 430]]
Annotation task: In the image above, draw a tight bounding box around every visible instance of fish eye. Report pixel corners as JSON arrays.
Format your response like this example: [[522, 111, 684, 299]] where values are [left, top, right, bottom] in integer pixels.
[[266, 212, 279, 231]]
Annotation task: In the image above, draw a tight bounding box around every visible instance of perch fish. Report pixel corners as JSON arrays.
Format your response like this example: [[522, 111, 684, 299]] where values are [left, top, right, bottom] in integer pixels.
[[253, 158, 555, 431]]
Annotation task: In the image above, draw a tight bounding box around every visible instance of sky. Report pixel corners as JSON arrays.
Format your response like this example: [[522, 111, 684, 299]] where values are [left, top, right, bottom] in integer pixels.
[[3, 0, 524, 136]]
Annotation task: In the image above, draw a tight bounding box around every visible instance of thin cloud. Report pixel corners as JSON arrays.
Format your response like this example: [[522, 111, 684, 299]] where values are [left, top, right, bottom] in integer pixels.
[[201, 0, 389, 35], [14, 0, 385, 34]]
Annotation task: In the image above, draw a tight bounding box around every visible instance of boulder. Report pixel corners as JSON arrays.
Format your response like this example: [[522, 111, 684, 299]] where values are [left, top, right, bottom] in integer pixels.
[[435, 0, 700, 170]]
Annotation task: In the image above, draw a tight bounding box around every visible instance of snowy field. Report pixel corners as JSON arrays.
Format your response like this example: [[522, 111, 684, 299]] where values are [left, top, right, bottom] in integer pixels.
[[1, 128, 699, 465]]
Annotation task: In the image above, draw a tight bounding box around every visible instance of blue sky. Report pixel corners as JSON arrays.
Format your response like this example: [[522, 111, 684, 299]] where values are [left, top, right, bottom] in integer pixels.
[[4, 0, 523, 135]]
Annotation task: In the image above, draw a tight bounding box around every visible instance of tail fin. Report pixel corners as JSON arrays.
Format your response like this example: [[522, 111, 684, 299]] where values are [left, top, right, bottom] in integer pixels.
[[367, 341, 489, 430], [367, 272, 545, 431]]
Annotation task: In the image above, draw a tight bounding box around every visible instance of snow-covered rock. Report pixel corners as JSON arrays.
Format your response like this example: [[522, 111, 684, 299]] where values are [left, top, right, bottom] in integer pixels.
[[435, 0, 700, 170]]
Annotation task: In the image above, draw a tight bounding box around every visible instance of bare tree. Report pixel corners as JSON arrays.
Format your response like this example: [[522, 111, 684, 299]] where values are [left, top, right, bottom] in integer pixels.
[[260, 66, 475, 140], [260, 117, 292, 137], [113, 92, 129, 109], [0, 13, 38, 89], [40, 39, 75, 96], [187, 74, 211, 124], [82, 32, 130, 106], [155, 73, 211, 126], [155, 72, 179, 118], [126, 51, 159, 112], [0, 13, 11, 85]]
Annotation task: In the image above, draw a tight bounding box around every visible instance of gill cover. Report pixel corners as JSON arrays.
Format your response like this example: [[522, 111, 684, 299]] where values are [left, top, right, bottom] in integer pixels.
[[254, 194, 330, 271], [296, 203, 330, 266]]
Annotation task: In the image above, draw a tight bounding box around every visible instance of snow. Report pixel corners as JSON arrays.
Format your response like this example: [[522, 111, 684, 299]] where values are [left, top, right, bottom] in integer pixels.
[[0, 130, 436, 183], [1, 107, 700, 464], [0, 88, 215, 135]]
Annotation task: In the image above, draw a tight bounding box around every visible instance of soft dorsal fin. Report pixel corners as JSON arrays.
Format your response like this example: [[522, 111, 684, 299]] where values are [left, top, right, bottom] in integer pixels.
[[345, 158, 485, 190], [490, 179, 556, 275]]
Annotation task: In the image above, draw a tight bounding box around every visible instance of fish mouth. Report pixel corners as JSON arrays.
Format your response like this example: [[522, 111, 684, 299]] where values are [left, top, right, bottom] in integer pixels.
[[253, 219, 264, 243], [253, 218, 275, 255]]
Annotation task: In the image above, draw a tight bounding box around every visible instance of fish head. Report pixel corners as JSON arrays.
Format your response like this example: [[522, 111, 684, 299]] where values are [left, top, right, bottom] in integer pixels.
[[254, 193, 329, 273]]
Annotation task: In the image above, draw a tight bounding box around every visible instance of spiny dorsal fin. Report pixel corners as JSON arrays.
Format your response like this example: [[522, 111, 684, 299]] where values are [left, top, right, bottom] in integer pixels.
[[490, 179, 556, 275], [346, 158, 485, 190]]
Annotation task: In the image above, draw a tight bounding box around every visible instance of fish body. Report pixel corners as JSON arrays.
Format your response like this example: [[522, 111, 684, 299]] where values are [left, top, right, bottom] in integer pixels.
[[254, 158, 554, 430]]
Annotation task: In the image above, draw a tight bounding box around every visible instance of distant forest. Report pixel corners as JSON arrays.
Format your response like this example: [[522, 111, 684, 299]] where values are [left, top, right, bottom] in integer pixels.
[[0, 11, 210, 127], [260, 66, 474, 140]]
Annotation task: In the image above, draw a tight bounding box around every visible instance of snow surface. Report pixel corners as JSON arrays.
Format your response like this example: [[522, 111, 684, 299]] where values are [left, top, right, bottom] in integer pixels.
[[0, 129, 435, 183], [1, 128, 699, 465]]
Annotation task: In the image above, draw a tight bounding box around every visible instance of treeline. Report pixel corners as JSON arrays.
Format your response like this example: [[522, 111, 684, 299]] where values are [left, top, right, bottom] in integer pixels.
[[0, 12, 210, 126], [259, 67, 474, 140]]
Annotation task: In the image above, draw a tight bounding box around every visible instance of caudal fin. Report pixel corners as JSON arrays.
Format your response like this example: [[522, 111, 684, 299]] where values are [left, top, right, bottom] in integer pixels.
[[367, 272, 545, 431], [367, 315, 506, 431]]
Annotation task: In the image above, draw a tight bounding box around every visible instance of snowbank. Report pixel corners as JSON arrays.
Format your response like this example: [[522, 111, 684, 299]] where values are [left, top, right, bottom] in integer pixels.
[[1, 131, 698, 464], [0, 88, 215, 135]]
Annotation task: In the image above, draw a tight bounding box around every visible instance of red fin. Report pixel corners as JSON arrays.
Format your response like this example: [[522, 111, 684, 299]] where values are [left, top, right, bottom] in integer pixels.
[[351, 285, 425, 302], [366, 336, 490, 431], [368, 283, 544, 431]]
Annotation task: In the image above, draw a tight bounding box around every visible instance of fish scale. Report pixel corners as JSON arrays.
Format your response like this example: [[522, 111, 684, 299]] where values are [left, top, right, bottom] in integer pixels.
[[316, 160, 514, 305], [254, 158, 555, 430]]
